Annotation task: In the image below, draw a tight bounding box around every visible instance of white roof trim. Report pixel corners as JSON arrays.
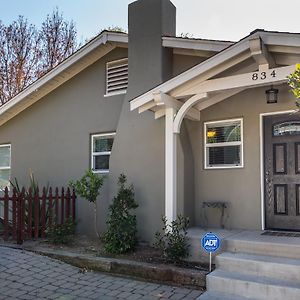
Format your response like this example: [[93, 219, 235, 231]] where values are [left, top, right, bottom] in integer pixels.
[[130, 31, 300, 111], [163, 36, 233, 53], [131, 36, 250, 110], [0, 32, 128, 125]]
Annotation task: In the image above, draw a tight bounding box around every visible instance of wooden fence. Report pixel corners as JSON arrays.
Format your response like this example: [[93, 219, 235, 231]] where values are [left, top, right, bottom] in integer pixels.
[[0, 187, 76, 244]]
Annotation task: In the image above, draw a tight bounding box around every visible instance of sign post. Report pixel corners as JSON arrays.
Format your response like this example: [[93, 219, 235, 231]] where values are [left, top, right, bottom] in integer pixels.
[[201, 232, 221, 272]]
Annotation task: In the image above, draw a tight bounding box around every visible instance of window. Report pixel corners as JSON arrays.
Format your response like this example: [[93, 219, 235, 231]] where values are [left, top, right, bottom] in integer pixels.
[[204, 119, 243, 169], [106, 58, 128, 96], [0, 144, 11, 190], [91, 133, 115, 173]]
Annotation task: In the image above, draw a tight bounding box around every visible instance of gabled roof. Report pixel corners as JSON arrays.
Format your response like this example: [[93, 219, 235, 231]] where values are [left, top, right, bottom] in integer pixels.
[[0, 31, 128, 126], [130, 30, 300, 111], [0, 30, 238, 126]]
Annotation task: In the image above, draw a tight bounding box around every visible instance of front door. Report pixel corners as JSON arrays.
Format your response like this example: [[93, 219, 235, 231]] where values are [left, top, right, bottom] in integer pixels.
[[264, 113, 300, 231]]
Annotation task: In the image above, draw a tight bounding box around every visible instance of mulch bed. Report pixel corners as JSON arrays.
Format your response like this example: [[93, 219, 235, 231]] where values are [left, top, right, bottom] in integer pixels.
[[39, 235, 208, 272]]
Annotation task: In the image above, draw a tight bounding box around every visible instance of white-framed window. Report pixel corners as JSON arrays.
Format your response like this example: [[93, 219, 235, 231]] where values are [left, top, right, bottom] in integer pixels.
[[105, 58, 128, 96], [0, 144, 11, 190], [91, 133, 115, 174], [204, 118, 243, 169]]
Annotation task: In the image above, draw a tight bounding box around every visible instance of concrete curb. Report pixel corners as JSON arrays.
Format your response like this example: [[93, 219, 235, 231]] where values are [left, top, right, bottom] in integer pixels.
[[0, 242, 206, 289]]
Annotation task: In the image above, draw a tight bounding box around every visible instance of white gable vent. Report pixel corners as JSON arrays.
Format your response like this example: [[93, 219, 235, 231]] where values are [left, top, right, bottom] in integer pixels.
[[106, 58, 128, 96]]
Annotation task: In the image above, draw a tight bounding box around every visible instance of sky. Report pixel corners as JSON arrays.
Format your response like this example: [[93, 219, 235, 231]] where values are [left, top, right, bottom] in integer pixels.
[[1, 0, 300, 43]]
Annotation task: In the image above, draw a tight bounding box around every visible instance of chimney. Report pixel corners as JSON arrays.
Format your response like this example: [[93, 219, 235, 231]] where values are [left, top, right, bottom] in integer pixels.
[[127, 0, 176, 99]]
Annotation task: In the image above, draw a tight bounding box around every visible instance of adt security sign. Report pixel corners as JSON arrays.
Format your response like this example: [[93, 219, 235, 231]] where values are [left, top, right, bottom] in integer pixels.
[[201, 232, 220, 272], [201, 232, 220, 253]]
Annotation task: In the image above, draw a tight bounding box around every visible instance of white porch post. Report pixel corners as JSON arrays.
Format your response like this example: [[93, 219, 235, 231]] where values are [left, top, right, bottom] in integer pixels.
[[165, 107, 177, 223]]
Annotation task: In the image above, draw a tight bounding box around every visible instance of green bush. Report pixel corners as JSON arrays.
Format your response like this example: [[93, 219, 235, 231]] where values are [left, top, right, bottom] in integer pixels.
[[154, 215, 190, 263], [102, 174, 138, 254], [46, 217, 76, 244]]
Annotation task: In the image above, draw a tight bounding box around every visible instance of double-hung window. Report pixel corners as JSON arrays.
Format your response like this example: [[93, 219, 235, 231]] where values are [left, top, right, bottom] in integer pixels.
[[91, 133, 115, 174], [0, 144, 11, 190], [204, 119, 243, 169]]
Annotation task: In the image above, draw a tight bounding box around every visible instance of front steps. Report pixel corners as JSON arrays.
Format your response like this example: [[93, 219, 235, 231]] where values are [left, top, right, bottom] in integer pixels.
[[225, 232, 300, 260], [198, 233, 300, 299]]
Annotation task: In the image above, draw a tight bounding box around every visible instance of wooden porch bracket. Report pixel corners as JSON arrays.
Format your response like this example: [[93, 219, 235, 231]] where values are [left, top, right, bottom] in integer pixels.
[[250, 37, 275, 68]]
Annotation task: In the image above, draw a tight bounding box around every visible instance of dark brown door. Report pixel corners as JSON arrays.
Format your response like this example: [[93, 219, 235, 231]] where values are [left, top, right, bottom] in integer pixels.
[[264, 113, 300, 231]]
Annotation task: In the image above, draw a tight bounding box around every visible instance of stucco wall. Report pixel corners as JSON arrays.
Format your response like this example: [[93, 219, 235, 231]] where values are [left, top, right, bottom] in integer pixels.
[[187, 84, 296, 230], [173, 54, 207, 77], [0, 47, 128, 235]]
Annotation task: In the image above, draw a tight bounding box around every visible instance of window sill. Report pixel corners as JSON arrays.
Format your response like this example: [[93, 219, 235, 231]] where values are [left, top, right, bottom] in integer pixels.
[[204, 165, 244, 170], [92, 170, 110, 175], [104, 90, 127, 98]]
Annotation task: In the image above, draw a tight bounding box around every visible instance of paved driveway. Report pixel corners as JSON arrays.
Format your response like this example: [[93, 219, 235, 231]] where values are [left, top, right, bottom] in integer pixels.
[[0, 246, 202, 300]]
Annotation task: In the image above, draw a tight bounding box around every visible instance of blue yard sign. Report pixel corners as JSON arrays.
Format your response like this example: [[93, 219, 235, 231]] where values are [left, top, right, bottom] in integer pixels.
[[201, 232, 221, 253], [201, 232, 221, 272]]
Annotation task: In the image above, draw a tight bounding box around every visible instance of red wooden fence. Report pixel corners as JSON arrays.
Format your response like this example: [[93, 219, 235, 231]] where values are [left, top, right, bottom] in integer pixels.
[[0, 187, 76, 244]]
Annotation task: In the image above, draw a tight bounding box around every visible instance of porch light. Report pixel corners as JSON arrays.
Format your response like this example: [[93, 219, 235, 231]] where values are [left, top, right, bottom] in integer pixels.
[[266, 86, 278, 104]]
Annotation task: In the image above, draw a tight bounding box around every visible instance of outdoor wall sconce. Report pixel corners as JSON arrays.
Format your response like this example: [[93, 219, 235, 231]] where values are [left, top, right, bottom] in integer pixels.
[[266, 86, 279, 104]]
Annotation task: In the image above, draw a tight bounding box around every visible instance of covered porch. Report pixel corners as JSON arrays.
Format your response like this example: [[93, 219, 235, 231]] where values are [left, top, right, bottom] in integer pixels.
[[130, 30, 300, 231]]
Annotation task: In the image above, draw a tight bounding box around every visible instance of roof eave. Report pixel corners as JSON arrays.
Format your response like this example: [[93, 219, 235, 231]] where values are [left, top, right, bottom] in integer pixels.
[[0, 32, 128, 126]]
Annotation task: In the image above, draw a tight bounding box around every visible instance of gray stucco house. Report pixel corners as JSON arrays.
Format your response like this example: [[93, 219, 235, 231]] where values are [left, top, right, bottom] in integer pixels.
[[0, 0, 300, 244]]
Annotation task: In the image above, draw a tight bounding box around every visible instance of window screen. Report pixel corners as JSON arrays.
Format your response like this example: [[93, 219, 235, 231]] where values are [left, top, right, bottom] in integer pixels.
[[205, 119, 243, 168], [91, 133, 115, 173]]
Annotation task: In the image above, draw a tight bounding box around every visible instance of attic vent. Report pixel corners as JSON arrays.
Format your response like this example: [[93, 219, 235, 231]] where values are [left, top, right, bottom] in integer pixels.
[[106, 58, 128, 96]]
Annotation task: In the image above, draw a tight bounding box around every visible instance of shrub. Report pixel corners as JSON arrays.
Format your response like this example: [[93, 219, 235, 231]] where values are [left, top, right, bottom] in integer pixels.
[[46, 217, 76, 244], [154, 215, 190, 263], [102, 174, 138, 254], [69, 170, 104, 238]]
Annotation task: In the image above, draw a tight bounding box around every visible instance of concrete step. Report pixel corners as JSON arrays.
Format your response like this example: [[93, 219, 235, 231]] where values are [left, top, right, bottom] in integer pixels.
[[216, 252, 300, 283], [198, 291, 257, 300], [225, 235, 300, 260], [207, 269, 300, 300]]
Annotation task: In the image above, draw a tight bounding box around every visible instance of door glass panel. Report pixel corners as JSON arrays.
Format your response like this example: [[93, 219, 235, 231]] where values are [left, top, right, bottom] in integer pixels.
[[273, 121, 300, 136], [274, 184, 288, 215], [296, 143, 300, 174], [273, 144, 286, 174], [296, 185, 300, 216]]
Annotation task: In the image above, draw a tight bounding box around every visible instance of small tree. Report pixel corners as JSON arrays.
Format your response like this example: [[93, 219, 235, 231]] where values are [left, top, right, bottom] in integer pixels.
[[69, 170, 104, 238], [287, 63, 300, 109], [102, 174, 138, 254]]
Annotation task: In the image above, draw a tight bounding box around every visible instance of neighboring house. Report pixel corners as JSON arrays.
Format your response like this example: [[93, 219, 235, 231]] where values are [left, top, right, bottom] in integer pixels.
[[0, 0, 299, 242]]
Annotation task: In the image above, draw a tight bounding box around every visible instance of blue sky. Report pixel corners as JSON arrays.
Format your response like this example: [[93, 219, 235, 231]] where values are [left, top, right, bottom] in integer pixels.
[[2, 0, 300, 42]]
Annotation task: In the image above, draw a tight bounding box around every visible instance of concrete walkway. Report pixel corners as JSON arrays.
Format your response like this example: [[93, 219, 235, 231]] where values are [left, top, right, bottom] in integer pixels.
[[0, 246, 203, 300]]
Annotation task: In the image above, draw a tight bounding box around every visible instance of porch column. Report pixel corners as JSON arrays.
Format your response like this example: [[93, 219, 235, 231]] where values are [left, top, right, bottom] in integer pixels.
[[165, 107, 177, 223]]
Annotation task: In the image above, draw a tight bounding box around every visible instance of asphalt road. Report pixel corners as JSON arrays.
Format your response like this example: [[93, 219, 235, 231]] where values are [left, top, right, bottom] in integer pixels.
[[0, 246, 203, 300]]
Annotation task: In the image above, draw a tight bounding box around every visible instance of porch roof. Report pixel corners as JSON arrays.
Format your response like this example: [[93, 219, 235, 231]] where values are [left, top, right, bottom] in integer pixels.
[[130, 30, 300, 131]]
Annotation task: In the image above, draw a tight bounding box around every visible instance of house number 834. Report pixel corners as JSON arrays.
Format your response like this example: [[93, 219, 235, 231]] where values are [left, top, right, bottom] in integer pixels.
[[252, 70, 276, 81]]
